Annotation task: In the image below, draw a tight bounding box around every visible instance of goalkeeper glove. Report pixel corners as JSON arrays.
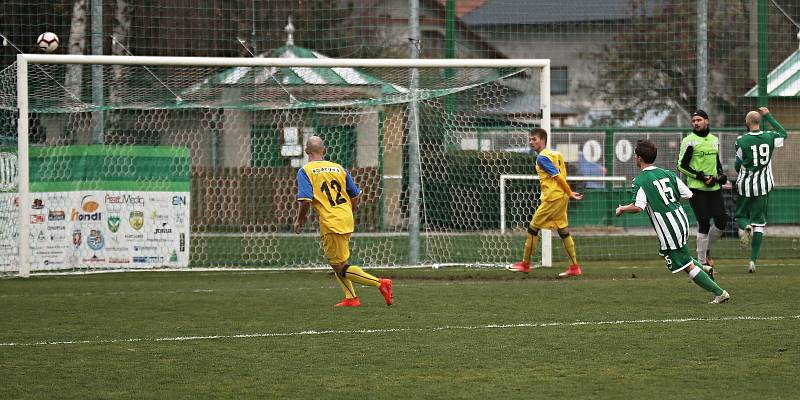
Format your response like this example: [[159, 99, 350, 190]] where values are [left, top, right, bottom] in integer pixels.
[[716, 174, 727, 186], [703, 175, 717, 187]]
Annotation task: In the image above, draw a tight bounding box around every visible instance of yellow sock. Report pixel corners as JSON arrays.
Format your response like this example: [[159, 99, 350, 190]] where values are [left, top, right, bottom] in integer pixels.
[[523, 234, 539, 263], [334, 273, 357, 299], [562, 235, 578, 265], [344, 265, 381, 287]]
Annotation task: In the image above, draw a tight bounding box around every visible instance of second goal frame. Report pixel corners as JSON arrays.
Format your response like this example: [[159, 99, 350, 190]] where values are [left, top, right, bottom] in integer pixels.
[[499, 174, 628, 267]]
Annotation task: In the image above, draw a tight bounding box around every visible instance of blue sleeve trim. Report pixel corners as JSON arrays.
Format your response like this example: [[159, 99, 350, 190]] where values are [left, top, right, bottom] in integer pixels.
[[536, 155, 559, 176], [296, 169, 313, 200], [345, 170, 362, 198]]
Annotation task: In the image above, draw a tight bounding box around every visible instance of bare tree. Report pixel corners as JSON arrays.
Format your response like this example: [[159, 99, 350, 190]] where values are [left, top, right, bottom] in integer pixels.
[[585, 1, 752, 126], [104, 0, 132, 143], [65, 0, 87, 100]]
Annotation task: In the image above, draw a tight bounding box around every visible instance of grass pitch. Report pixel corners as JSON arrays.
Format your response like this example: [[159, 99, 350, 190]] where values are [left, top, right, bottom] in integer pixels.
[[2, 259, 799, 399]]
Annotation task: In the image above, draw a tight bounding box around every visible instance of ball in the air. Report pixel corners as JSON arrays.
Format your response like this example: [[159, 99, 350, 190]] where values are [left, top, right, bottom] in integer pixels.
[[37, 32, 59, 53]]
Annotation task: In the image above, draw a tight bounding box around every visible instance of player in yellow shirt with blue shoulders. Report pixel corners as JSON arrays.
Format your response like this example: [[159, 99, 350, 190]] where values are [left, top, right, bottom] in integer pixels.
[[507, 128, 584, 277], [294, 136, 393, 307]]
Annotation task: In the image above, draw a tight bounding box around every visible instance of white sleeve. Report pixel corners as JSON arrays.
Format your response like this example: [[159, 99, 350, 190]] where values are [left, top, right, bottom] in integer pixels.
[[634, 187, 648, 210], [677, 178, 693, 199]]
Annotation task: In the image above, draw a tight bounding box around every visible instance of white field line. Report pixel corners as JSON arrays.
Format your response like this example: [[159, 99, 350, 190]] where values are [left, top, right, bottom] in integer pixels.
[[1, 315, 798, 348]]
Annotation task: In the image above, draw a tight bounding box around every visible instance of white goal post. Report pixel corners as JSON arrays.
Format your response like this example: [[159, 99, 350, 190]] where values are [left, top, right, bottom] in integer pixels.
[[13, 54, 552, 276], [499, 174, 627, 267]]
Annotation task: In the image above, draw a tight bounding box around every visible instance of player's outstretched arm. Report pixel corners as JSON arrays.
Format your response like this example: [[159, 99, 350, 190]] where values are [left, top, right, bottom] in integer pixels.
[[615, 203, 643, 216]]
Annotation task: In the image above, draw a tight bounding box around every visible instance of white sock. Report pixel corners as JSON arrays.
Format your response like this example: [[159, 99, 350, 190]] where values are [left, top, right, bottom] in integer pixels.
[[696, 233, 708, 264], [708, 226, 723, 251]]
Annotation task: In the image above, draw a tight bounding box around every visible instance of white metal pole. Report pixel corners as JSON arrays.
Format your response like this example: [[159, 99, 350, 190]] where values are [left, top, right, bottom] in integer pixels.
[[500, 176, 507, 235], [20, 54, 551, 69], [539, 62, 552, 267], [540, 63, 551, 136], [16, 55, 30, 278], [407, 0, 422, 265]]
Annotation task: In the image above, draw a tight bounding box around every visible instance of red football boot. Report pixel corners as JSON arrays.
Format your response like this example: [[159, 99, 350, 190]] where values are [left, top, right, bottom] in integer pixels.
[[334, 297, 361, 307], [558, 264, 582, 278], [378, 279, 393, 306], [506, 261, 531, 273]]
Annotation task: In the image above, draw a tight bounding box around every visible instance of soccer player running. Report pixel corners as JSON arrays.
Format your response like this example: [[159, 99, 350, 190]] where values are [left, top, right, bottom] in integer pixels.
[[677, 110, 728, 270], [507, 128, 583, 278], [616, 140, 730, 304], [735, 107, 787, 273], [294, 136, 393, 307]]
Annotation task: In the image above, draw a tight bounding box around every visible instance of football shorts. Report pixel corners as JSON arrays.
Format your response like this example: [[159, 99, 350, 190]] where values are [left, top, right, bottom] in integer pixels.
[[321, 233, 351, 265], [735, 194, 768, 227], [659, 247, 697, 273], [530, 196, 569, 230]]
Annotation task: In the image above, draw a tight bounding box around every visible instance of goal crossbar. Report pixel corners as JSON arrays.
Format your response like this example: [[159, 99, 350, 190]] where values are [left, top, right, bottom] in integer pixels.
[[18, 54, 551, 68]]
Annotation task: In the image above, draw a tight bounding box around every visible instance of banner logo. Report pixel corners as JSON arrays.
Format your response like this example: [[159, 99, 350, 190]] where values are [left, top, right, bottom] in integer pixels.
[[108, 214, 121, 233], [87, 229, 105, 251], [48, 210, 66, 221], [0, 152, 18, 192], [72, 195, 102, 221], [172, 196, 186, 206], [129, 211, 144, 231], [72, 229, 82, 248]]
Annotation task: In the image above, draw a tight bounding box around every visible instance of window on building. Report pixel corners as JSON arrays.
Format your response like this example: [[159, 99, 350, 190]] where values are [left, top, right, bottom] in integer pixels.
[[551, 67, 569, 95]]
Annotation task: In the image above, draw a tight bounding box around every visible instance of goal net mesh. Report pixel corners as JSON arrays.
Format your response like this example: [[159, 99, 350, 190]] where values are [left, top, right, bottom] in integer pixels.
[[0, 60, 562, 272]]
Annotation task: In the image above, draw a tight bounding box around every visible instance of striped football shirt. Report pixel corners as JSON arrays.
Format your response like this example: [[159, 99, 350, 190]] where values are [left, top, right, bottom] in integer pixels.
[[630, 166, 693, 251], [734, 113, 787, 197]]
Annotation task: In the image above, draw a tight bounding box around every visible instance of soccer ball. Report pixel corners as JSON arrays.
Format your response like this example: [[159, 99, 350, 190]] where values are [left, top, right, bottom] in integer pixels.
[[36, 32, 59, 53]]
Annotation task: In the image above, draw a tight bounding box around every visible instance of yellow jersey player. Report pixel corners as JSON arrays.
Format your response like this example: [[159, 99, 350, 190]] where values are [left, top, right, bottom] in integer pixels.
[[507, 128, 584, 277], [294, 136, 393, 307]]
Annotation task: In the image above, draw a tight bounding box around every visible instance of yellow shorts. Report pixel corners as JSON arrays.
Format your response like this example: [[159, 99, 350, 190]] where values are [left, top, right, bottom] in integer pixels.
[[321, 233, 351, 265], [530, 196, 569, 230]]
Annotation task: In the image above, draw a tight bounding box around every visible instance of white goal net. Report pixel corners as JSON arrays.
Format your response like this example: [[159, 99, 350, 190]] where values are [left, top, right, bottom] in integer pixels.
[[1, 54, 552, 275]]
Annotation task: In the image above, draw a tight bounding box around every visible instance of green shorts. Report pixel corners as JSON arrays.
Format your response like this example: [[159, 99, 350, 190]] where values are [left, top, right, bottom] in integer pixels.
[[659, 247, 697, 273], [735, 194, 768, 227]]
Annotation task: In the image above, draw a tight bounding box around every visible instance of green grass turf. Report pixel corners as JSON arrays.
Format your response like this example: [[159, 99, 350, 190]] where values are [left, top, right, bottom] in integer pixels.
[[192, 234, 800, 267], [2, 259, 799, 399]]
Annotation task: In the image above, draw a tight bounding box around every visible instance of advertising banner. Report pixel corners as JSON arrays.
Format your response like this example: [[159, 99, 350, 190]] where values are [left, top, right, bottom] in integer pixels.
[[4, 145, 191, 271]]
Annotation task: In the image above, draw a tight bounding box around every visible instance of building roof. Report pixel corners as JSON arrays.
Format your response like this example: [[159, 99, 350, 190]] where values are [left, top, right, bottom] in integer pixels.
[[745, 48, 800, 97], [435, 0, 488, 18], [463, 0, 664, 25], [186, 44, 408, 99]]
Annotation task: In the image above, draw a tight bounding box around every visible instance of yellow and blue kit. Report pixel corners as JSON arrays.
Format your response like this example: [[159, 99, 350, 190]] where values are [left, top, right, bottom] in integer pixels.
[[531, 148, 570, 230], [535, 148, 569, 201], [296, 160, 361, 236]]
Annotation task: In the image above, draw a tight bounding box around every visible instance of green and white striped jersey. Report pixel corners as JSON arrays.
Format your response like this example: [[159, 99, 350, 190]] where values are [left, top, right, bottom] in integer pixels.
[[631, 166, 693, 251], [734, 114, 787, 197]]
